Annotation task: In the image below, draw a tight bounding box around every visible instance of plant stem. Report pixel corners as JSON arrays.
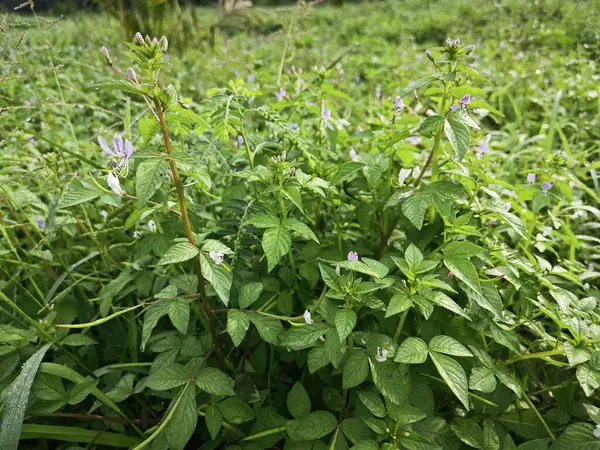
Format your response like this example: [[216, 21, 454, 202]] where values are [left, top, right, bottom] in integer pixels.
[[393, 309, 409, 342], [501, 349, 564, 367], [278, 178, 300, 294], [243, 426, 286, 441], [153, 96, 227, 371], [523, 394, 556, 441]]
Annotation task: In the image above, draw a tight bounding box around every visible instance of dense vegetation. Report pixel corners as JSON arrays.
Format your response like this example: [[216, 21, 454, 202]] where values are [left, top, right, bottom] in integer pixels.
[[1, 0, 600, 449]]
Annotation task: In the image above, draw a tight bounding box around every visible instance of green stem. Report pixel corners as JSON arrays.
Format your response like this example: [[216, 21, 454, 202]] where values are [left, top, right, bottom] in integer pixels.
[[502, 349, 564, 367], [523, 394, 556, 441], [243, 426, 286, 441], [278, 180, 300, 294], [393, 309, 409, 342]]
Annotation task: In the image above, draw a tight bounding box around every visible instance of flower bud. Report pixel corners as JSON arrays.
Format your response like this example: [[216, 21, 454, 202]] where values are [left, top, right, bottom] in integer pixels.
[[133, 32, 144, 45], [463, 44, 475, 55], [425, 49, 434, 62], [100, 46, 112, 64], [127, 67, 138, 84], [159, 36, 168, 52]]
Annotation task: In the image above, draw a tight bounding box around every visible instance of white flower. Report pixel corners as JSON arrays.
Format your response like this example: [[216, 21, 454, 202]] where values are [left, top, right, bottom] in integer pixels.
[[594, 424, 600, 439], [375, 347, 390, 362], [209, 251, 224, 265], [133, 231, 141, 238], [335, 266, 341, 276], [398, 168, 412, 186], [100, 210, 108, 219], [147, 220, 157, 233], [502, 202, 511, 212], [349, 148, 358, 162], [303, 310, 313, 324], [107, 172, 124, 195]]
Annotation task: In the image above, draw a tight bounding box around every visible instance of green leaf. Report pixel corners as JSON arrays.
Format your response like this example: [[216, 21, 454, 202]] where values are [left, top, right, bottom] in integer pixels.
[[419, 115, 445, 134], [200, 253, 232, 306], [386, 404, 426, 425], [287, 381, 311, 419], [205, 404, 223, 440], [429, 351, 470, 410], [158, 242, 199, 265], [451, 417, 483, 448], [330, 162, 362, 185], [58, 185, 103, 209], [443, 241, 486, 259], [262, 226, 292, 272], [0, 343, 51, 450], [349, 440, 379, 450], [248, 213, 280, 228], [369, 360, 410, 405], [386, 291, 412, 318], [140, 302, 169, 351], [335, 257, 389, 279], [497, 410, 546, 440], [469, 366, 497, 393], [428, 336, 472, 357], [357, 390, 386, 418], [166, 384, 197, 450], [583, 403, 600, 424], [146, 364, 188, 391], [428, 291, 470, 320], [444, 256, 482, 295], [61, 334, 97, 346], [67, 379, 99, 405], [308, 346, 329, 374], [247, 313, 283, 344], [32, 373, 66, 401], [219, 397, 255, 424], [483, 420, 500, 450], [19, 424, 141, 447], [341, 417, 375, 444], [239, 282, 263, 309], [551, 423, 600, 449], [280, 324, 328, 350], [395, 337, 429, 364], [576, 363, 600, 396], [286, 410, 338, 441], [283, 218, 319, 243], [405, 244, 424, 271], [196, 367, 235, 396], [444, 118, 470, 161], [283, 185, 304, 212], [402, 192, 433, 230], [398, 75, 439, 98], [227, 310, 250, 347], [319, 263, 341, 290], [325, 328, 346, 368], [336, 309, 357, 341], [135, 157, 166, 205], [563, 342, 590, 367], [343, 353, 370, 389], [168, 299, 190, 334]]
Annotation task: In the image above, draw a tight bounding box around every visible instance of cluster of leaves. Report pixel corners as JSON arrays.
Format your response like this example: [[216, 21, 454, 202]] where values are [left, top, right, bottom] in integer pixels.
[[1, 1, 600, 449]]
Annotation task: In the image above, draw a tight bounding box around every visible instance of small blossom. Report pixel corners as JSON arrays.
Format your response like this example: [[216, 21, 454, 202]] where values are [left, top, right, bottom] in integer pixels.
[[98, 134, 134, 172], [376, 347, 390, 362], [158, 36, 168, 52], [247, 74, 255, 83], [356, 125, 363, 133], [460, 94, 471, 106], [147, 220, 157, 233], [36, 217, 46, 228], [100, 210, 108, 219], [321, 102, 332, 121], [527, 173, 536, 184], [406, 136, 421, 145], [209, 251, 224, 265], [107, 172, 124, 195], [375, 87, 382, 100], [237, 135, 244, 147], [275, 87, 286, 101], [541, 182, 553, 195], [502, 202, 511, 212], [349, 148, 358, 162], [289, 167, 296, 176], [398, 168, 411, 186], [347, 251, 359, 262], [303, 310, 313, 324], [281, 150, 287, 161], [594, 425, 600, 439], [588, 263, 595, 271], [475, 134, 491, 157], [127, 67, 138, 84], [394, 95, 405, 114], [289, 122, 299, 131], [133, 230, 141, 238], [446, 271, 454, 280], [572, 210, 585, 219], [335, 266, 341, 276]]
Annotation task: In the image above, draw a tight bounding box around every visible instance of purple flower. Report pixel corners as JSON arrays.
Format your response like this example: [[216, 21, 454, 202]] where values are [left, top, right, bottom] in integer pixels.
[[98, 134, 134, 172], [475, 134, 491, 157], [527, 173, 536, 184], [588, 263, 595, 271], [29, 137, 38, 145], [395, 96, 405, 114], [36, 217, 46, 228], [321, 102, 331, 120], [347, 251, 359, 262], [275, 87, 286, 101], [460, 94, 471, 106], [237, 135, 244, 147], [349, 149, 358, 162], [247, 74, 255, 83], [541, 182, 552, 195], [100, 46, 111, 63], [446, 271, 454, 280], [289, 123, 299, 131], [406, 136, 421, 145]]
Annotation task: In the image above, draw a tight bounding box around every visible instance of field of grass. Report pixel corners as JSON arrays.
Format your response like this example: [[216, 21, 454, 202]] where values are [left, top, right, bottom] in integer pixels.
[[1, 0, 600, 449]]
